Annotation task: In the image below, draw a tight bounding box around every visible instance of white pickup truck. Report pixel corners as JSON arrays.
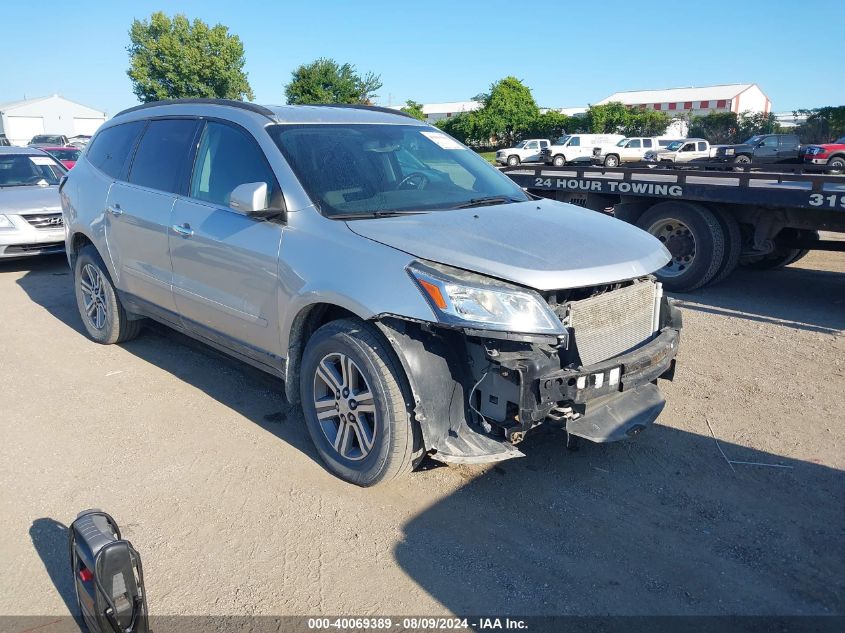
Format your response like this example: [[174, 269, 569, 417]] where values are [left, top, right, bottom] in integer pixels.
[[594, 137, 678, 167], [643, 138, 712, 165], [541, 134, 625, 167], [495, 139, 551, 166]]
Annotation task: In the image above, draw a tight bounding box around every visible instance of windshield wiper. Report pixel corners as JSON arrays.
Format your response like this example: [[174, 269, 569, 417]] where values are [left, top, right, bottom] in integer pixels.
[[330, 210, 426, 220], [454, 196, 523, 209]]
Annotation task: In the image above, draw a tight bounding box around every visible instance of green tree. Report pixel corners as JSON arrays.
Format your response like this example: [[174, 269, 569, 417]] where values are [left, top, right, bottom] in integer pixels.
[[127, 12, 253, 102], [436, 112, 485, 146], [736, 111, 781, 140], [474, 76, 540, 146], [624, 109, 671, 137], [585, 102, 630, 133], [688, 111, 739, 143], [794, 106, 845, 143], [401, 100, 426, 121], [525, 110, 571, 141], [285, 58, 382, 105]]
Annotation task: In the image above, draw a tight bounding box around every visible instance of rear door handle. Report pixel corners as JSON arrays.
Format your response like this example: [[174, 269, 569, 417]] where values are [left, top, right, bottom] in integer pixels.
[[172, 224, 193, 237], [106, 204, 123, 216]]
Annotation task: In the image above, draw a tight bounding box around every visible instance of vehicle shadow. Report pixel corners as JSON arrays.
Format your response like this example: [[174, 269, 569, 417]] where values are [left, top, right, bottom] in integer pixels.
[[12, 260, 320, 466], [395, 424, 845, 616], [672, 264, 844, 334]]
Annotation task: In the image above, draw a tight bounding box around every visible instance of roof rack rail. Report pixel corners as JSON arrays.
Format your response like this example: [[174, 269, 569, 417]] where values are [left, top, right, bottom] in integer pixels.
[[307, 104, 416, 119], [113, 98, 276, 119]]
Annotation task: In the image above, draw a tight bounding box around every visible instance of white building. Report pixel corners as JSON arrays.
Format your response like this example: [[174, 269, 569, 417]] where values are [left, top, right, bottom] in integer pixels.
[[596, 83, 772, 117], [416, 101, 481, 124], [774, 111, 808, 129], [0, 95, 107, 146]]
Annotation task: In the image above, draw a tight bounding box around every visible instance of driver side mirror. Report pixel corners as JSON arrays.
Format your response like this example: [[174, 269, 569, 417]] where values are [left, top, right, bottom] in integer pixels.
[[229, 182, 281, 217]]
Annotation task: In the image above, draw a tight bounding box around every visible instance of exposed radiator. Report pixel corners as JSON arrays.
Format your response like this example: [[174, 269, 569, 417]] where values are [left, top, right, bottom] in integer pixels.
[[567, 280, 659, 366]]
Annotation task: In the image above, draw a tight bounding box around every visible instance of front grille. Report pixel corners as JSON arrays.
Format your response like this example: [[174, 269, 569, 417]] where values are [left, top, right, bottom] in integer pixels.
[[566, 280, 659, 366], [4, 242, 64, 254], [23, 213, 64, 229]]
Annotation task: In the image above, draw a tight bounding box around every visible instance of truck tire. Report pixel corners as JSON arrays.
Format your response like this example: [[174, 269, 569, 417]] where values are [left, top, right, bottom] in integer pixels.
[[507, 155, 520, 167], [827, 155, 845, 174], [552, 154, 566, 167], [604, 154, 620, 168], [741, 229, 819, 269], [73, 245, 143, 344], [636, 201, 725, 292], [732, 154, 752, 171], [708, 206, 742, 285], [300, 318, 420, 486]]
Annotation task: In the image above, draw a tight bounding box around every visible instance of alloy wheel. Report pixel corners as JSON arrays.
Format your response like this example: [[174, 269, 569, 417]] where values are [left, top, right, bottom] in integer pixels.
[[79, 264, 109, 330], [312, 353, 377, 461]]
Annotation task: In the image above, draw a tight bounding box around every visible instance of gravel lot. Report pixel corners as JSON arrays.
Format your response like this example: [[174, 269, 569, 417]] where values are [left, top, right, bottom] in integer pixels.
[[0, 248, 843, 618]]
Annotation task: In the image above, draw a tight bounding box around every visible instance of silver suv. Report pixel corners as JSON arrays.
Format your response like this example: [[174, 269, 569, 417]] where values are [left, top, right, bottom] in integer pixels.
[[62, 99, 681, 486]]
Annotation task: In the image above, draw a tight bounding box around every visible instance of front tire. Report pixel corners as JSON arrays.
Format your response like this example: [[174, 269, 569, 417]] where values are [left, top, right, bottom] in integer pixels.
[[604, 154, 620, 167], [507, 155, 520, 167], [732, 154, 752, 171], [73, 246, 142, 344], [552, 154, 566, 167], [300, 319, 419, 486], [827, 155, 845, 174]]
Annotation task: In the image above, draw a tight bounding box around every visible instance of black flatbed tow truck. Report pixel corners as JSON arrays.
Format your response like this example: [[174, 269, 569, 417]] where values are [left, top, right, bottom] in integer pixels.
[[503, 163, 845, 291]]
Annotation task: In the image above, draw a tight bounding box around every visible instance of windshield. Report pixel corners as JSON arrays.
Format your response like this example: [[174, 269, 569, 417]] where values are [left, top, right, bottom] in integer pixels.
[[270, 124, 529, 218], [555, 135, 571, 146], [30, 135, 64, 145], [665, 141, 684, 151], [616, 138, 629, 147], [743, 135, 765, 145], [46, 148, 81, 161], [0, 154, 65, 186]]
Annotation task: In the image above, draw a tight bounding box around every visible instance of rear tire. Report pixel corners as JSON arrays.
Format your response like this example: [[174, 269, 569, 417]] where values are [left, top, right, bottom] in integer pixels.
[[300, 318, 420, 486], [708, 206, 742, 285], [604, 154, 620, 168], [552, 154, 566, 167], [827, 155, 845, 174], [73, 246, 142, 344], [636, 201, 725, 292], [741, 229, 819, 270], [507, 155, 520, 167]]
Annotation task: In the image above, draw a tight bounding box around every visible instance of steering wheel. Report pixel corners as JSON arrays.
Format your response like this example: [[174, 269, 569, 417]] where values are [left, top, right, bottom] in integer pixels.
[[396, 171, 430, 190]]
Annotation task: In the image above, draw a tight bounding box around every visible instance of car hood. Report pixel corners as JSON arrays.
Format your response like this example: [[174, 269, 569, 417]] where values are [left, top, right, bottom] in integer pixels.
[[345, 199, 670, 290], [0, 185, 61, 214]]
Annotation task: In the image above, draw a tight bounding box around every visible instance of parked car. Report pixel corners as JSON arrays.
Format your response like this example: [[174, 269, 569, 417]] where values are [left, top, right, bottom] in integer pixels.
[[68, 135, 92, 149], [0, 147, 66, 258], [802, 136, 845, 174], [593, 137, 678, 167], [42, 146, 82, 170], [62, 100, 681, 486], [643, 138, 711, 165], [541, 134, 625, 167], [29, 134, 71, 147], [711, 133, 802, 167], [495, 139, 551, 166]]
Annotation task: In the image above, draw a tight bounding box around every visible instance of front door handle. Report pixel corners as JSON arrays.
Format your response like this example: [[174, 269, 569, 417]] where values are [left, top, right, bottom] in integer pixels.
[[172, 224, 193, 237], [106, 204, 123, 216]]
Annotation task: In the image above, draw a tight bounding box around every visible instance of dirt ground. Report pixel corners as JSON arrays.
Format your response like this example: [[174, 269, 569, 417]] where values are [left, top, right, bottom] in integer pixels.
[[0, 248, 843, 619]]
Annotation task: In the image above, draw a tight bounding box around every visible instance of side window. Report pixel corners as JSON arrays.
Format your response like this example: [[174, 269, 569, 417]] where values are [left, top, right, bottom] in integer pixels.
[[540, 140, 549, 148], [569, 136, 580, 147], [128, 119, 199, 194], [698, 142, 707, 151], [525, 141, 538, 150], [627, 139, 642, 148], [190, 121, 278, 209], [86, 121, 145, 179], [779, 136, 798, 147], [761, 136, 778, 148], [681, 143, 695, 152], [642, 139, 653, 148]]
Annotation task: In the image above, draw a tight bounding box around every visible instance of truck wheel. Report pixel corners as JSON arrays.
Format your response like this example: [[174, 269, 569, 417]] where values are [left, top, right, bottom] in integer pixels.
[[73, 245, 143, 344], [732, 155, 752, 171], [552, 154, 566, 167], [827, 156, 845, 174], [300, 318, 420, 486], [507, 155, 520, 167], [604, 154, 620, 168], [636, 201, 725, 292], [741, 229, 819, 269], [708, 206, 742, 285]]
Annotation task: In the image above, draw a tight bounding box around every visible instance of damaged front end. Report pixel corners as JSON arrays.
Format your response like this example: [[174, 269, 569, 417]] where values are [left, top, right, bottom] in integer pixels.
[[375, 274, 681, 464]]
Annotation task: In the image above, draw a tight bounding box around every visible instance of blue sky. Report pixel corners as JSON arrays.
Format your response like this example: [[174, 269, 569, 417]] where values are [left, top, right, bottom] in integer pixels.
[[1, 0, 842, 115]]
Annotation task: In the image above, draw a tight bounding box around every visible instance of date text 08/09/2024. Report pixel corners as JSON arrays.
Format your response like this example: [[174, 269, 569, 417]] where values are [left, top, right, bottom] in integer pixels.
[[306, 617, 528, 630]]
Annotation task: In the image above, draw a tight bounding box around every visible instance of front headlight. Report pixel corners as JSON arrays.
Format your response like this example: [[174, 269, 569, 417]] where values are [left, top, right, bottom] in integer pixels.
[[0, 214, 16, 229], [807, 147, 823, 155], [725, 148, 735, 155], [407, 260, 565, 335]]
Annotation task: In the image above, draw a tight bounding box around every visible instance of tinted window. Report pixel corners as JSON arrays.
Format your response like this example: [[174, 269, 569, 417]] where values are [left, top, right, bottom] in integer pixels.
[[779, 135, 799, 147], [643, 139, 653, 148], [0, 154, 65, 186], [128, 119, 198, 193], [190, 121, 277, 208], [540, 141, 549, 148], [698, 142, 707, 151], [761, 136, 778, 148], [569, 137, 580, 147], [627, 139, 641, 149], [681, 143, 695, 152], [87, 121, 145, 179]]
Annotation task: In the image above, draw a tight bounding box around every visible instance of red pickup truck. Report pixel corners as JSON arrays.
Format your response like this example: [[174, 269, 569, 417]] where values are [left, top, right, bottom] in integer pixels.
[[802, 136, 845, 173]]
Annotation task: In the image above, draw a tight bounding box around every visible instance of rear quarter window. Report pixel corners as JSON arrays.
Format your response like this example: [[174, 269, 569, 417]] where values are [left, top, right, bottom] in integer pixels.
[[127, 119, 199, 194], [86, 121, 146, 179]]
